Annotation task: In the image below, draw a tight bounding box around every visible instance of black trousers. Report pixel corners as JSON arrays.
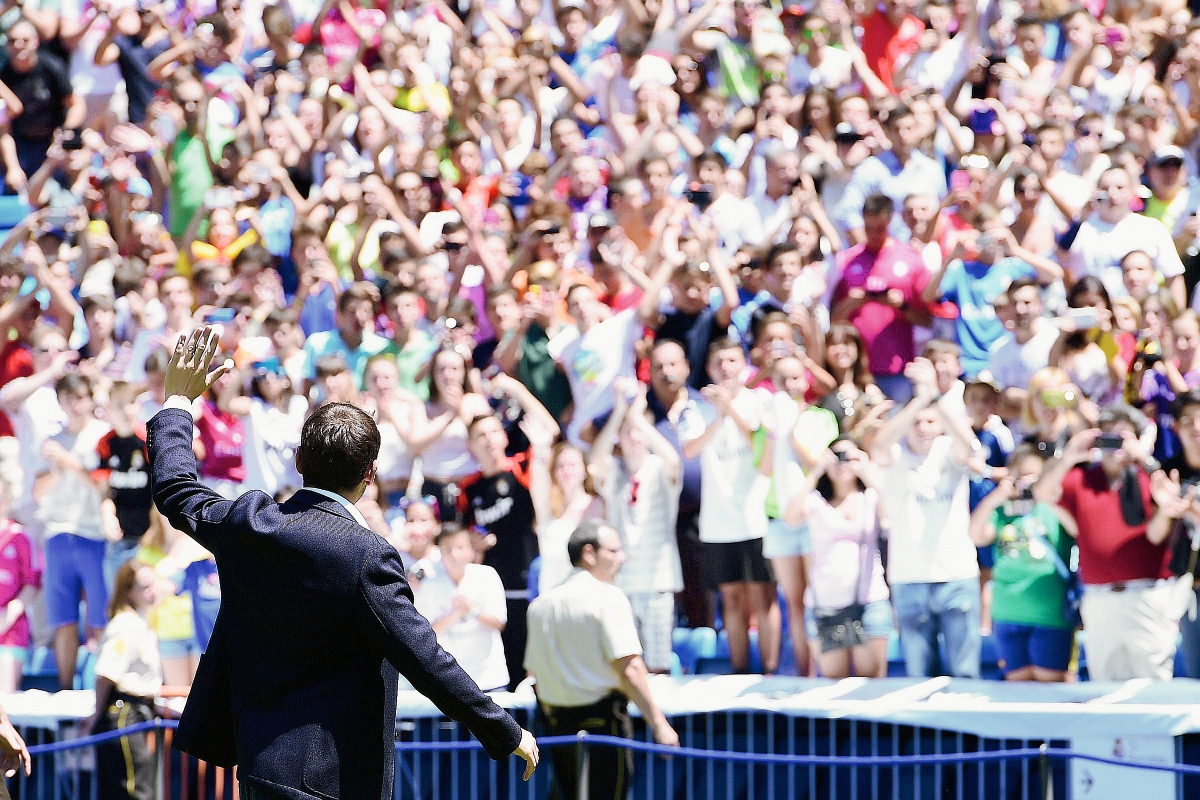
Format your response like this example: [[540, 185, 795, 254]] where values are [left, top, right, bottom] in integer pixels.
[[675, 507, 713, 628], [502, 597, 528, 691], [95, 695, 155, 800], [536, 693, 633, 800]]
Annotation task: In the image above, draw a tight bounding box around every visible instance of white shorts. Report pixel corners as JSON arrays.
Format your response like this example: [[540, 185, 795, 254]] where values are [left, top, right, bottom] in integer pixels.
[[1080, 581, 1179, 681], [628, 592, 675, 673]]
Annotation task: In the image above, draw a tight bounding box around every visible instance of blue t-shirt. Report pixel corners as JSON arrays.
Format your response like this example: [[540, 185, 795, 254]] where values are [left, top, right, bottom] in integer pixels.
[[938, 257, 1036, 376], [969, 427, 1012, 511], [182, 559, 221, 652]]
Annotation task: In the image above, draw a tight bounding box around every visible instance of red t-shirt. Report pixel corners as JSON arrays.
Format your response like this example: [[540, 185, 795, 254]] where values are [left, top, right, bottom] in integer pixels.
[[0, 522, 40, 647], [859, 9, 924, 92], [1059, 465, 1170, 585], [0, 339, 32, 438], [833, 239, 931, 376], [196, 400, 246, 482]]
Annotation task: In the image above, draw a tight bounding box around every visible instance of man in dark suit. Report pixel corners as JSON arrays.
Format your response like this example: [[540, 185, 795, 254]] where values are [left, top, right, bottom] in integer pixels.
[[147, 328, 539, 800]]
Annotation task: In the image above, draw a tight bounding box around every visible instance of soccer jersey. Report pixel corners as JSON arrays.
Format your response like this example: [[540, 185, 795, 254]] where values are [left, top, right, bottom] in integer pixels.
[[94, 429, 153, 543], [459, 453, 538, 591]]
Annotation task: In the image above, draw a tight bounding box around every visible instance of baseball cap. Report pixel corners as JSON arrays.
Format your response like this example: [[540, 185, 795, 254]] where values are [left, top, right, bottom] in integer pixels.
[[1152, 145, 1186, 166]]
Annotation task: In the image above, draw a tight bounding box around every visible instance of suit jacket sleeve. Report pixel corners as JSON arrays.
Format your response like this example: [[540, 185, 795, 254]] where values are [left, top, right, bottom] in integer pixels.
[[147, 408, 234, 552], [353, 539, 522, 760]]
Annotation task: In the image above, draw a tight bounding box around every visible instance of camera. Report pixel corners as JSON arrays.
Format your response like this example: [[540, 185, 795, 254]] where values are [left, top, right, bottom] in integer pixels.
[[683, 183, 714, 212]]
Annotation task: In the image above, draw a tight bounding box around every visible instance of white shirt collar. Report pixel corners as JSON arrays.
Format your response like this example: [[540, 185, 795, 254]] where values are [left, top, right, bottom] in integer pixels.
[[301, 487, 372, 531]]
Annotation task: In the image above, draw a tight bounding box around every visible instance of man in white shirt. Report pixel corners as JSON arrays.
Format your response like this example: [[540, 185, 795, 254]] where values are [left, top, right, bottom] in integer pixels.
[[694, 150, 763, 259], [682, 338, 780, 674], [747, 143, 801, 246], [525, 520, 679, 800], [988, 277, 1060, 428], [412, 525, 509, 692], [868, 357, 982, 678], [1060, 166, 1186, 309]]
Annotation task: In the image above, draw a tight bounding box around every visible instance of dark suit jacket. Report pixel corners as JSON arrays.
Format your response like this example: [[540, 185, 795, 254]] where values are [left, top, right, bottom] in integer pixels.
[[147, 408, 522, 800]]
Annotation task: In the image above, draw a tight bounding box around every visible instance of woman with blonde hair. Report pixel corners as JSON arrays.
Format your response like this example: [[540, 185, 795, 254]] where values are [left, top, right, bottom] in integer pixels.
[[526, 422, 605, 594], [137, 506, 200, 687], [85, 559, 162, 800], [1019, 367, 1092, 458]]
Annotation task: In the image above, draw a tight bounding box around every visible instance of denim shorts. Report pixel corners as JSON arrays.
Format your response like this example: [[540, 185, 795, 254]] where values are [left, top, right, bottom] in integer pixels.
[[804, 598, 895, 641], [158, 637, 201, 660], [763, 518, 813, 559], [992, 622, 1073, 673]]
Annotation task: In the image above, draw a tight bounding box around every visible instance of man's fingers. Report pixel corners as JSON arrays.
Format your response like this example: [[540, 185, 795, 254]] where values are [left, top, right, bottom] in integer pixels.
[[205, 360, 234, 391]]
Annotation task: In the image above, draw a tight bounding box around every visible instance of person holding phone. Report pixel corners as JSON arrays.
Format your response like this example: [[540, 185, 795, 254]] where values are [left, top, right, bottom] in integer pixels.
[[1033, 405, 1188, 681], [970, 445, 1077, 682], [1048, 277, 1126, 406]]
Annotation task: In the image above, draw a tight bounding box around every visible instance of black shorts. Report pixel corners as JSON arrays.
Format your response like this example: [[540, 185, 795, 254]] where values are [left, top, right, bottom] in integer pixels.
[[702, 538, 774, 588]]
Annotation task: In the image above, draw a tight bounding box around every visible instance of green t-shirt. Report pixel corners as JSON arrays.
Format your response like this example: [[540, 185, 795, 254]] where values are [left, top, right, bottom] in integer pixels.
[[168, 123, 233, 238], [518, 325, 572, 422], [381, 330, 437, 401], [990, 501, 1075, 629]]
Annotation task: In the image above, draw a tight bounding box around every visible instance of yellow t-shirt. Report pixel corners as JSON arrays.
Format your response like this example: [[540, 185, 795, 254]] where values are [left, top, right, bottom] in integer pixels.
[[138, 546, 195, 644]]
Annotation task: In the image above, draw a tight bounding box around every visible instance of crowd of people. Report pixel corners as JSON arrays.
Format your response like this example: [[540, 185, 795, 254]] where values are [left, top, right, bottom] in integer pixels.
[[0, 0, 1195, 764]]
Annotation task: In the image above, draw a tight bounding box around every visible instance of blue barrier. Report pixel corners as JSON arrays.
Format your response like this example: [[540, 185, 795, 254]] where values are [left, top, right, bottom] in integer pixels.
[[17, 719, 1200, 775]]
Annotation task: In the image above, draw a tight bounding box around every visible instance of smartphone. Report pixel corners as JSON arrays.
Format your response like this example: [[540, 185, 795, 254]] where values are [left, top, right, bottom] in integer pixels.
[[949, 170, 970, 192], [1094, 190, 1110, 205], [43, 210, 74, 229], [683, 183, 714, 211], [1065, 307, 1100, 329], [204, 307, 237, 324], [1095, 433, 1125, 451], [62, 128, 84, 151], [864, 275, 889, 297], [833, 449, 850, 462], [976, 232, 996, 252], [1104, 26, 1123, 46]]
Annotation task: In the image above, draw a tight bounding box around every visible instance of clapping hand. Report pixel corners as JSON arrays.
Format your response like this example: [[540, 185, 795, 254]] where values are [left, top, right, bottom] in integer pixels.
[[164, 327, 232, 402]]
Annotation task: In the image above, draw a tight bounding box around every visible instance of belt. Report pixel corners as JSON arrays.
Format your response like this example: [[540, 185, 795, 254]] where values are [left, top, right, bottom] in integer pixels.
[[1087, 578, 1163, 593]]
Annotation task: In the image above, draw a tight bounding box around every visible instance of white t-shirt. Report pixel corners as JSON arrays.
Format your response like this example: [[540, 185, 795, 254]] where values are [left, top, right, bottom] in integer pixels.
[[525, 569, 643, 706], [412, 560, 509, 692], [689, 387, 769, 544], [60, 0, 134, 96], [987, 324, 1060, 392], [10, 385, 66, 520], [879, 437, 980, 585], [599, 453, 683, 596], [552, 308, 641, 447], [39, 418, 111, 540], [785, 47, 854, 93], [536, 516, 575, 596], [1064, 212, 1184, 300], [704, 192, 764, 260], [241, 396, 306, 497], [376, 414, 415, 485]]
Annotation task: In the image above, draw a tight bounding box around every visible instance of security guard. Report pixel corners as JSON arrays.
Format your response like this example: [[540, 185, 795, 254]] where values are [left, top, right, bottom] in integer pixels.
[[525, 520, 679, 800]]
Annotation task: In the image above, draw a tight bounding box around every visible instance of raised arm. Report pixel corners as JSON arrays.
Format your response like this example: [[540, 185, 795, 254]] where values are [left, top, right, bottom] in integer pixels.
[[147, 328, 235, 548]]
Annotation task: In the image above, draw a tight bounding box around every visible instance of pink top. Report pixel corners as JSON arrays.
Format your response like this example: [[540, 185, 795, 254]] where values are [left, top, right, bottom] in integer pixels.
[[0, 522, 40, 647], [833, 240, 930, 376], [802, 488, 889, 610], [197, 400, 246, 482]]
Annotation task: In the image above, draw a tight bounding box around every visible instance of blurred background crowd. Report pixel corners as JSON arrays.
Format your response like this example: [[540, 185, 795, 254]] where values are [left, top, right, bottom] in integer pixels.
[[0, 0, 1194, 722]]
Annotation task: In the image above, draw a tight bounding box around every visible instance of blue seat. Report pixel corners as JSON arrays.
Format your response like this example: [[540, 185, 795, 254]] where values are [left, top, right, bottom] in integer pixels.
[[672, 627, 717, 674], [886, 630, 907, 677], [695, 629, 763, 674], [75, 648, 96, 691], [526, 556, 541, 602], [21, 645, 57, 692]]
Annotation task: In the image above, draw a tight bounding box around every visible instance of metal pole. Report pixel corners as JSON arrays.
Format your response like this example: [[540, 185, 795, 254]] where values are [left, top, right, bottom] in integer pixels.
[[576, 730, 590, 800], [154, 723, 165, 800], [1039, 743, 1050, 800]]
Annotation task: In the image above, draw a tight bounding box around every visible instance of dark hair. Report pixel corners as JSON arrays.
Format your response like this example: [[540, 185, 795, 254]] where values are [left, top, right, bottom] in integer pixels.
[[706, 335, 745, 362], [428, 347, 472, 405], [297, 402, 380, 492], [233, 244, 273, 274], [764, 241, 800, 271], [434, 521, 470, 546], [1098, 403, 1147, 437], [567, 518, 611, 566], [338, 282, 377, 313], [826, 323, 874, 389], [815, 438, 866, 500], [55, 372, 91, 398], [862, 193, 894, 218], [1173, 388, 1200, 419], [694, 149, 728, 173], [1007, 276, 1041, 298]]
